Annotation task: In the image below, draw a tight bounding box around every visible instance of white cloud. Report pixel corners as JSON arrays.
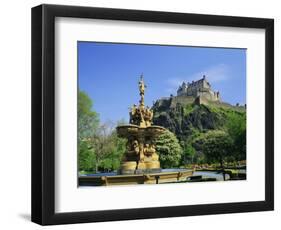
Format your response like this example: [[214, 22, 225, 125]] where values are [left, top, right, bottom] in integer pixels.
[[165, 87, 176, 94], [191, 64, 229, 83], [166, 78, 186, 88]]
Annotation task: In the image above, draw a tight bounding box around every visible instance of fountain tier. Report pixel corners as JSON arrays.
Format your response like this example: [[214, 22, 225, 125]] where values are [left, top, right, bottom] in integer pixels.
[[117, 124, 165, 174]]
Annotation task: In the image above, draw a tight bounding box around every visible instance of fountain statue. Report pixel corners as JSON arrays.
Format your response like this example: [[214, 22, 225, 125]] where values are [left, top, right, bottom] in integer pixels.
[[117, 75, 166, 174]]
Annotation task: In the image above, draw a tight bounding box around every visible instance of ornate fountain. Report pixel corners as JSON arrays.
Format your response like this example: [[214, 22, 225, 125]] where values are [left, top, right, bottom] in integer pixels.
[[79, 75, 193, 186], [117, 75, 165, 174]]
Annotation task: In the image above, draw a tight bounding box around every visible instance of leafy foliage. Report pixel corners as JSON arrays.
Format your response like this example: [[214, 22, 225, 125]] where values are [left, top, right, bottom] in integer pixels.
[[153, 102, 246, 165], [78, 90, 126, 173], [78, 140, 95, 172], [225, 112, 246, 161], [155, 129, 182, 168], [181, 142, 196, 165], [195, 130, 233, 166], [78, 91, 99, 140], [95, 129, 126, 172]]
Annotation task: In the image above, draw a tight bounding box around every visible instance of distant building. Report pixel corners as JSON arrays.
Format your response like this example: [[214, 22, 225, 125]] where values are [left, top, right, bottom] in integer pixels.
[[153, 75, 223, 108], [153, 75, 245, 111], [176, 75, 220, 102]]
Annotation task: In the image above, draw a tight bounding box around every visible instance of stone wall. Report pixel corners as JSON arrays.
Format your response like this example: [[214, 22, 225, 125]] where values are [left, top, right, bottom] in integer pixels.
[[170, 96, 196, 108]]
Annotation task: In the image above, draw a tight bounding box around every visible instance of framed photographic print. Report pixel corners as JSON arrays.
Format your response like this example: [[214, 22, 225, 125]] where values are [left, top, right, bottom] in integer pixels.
[[31, 4, 274, 225]]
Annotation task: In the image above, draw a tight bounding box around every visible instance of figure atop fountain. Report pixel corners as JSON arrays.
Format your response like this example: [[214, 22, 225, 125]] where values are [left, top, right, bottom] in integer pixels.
[[139, 74, 146, 107], [130, 75, 154, 128]]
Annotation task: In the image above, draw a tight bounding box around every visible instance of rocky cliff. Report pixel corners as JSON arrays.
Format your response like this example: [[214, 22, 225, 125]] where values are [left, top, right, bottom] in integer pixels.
[[152, 97, 246, 142]]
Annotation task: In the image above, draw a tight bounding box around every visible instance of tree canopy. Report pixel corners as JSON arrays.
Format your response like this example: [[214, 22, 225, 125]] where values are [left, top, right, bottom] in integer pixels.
[[155, 129, 182, 168], [78, 90, 126, 173], [195, 130, 233, 167], [78, 91, 99, 140], [225, 112, 246, 161]]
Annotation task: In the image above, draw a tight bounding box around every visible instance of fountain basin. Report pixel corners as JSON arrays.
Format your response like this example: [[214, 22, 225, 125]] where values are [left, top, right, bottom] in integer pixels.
[[116, 124, 166, 138], [116, 124, 166, 173], [79, 169, 193, 186]]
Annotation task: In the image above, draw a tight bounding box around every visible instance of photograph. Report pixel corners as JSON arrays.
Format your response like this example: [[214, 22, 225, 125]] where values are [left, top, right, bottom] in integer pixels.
[[78, 42, 247, 186]]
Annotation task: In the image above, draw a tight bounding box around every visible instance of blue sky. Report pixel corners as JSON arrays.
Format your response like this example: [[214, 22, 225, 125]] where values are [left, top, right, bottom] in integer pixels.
[[78, 42, 246, 124]]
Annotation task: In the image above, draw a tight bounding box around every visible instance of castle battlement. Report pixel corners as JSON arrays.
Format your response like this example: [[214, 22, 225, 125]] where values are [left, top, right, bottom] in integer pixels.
[[177, 75, 220, 102]]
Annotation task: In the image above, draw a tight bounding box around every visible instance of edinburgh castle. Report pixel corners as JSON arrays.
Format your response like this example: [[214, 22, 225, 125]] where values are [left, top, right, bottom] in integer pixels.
[[154, 76, 220, 108], [177, 75, 220, 102]]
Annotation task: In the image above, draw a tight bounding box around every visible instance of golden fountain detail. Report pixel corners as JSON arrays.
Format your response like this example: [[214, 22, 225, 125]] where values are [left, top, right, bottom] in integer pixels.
[[117, 75, 165, 174]]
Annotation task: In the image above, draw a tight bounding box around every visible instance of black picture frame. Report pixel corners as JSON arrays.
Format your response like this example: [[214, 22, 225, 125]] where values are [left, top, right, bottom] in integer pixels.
[[31, 4, 274, 225]]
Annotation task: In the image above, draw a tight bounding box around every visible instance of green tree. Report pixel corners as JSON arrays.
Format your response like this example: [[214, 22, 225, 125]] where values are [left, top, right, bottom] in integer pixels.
[[99, 130, 126, 172], [78, 90, 99, 140], [88, 123, 115, 172], [78, 91, 127, 173], [225, 112, 246, 162], [182, 142, 196, 165], [196, 130, 233, 180], [78, 140, 96, 172], [78, 90, 99, 172], [155, 129, 182, 168]]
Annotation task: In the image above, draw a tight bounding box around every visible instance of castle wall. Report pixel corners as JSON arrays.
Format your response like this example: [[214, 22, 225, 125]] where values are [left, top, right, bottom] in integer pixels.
[[170, 96, 195, 108], [203, 80, 210, 89], [154, 97, 171, 108], [195, 95, 209, 105], [196, 90, 220, 101]]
